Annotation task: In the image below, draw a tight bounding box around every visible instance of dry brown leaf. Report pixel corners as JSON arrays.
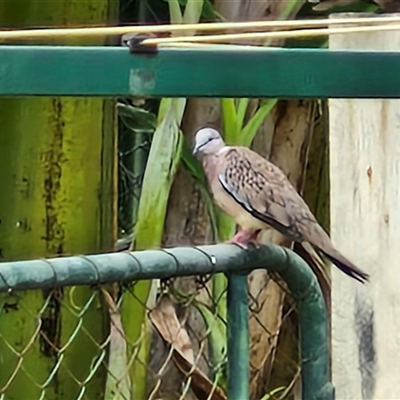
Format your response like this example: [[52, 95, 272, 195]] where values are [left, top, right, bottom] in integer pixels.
[[149, 295, 195, 363], [149, 295, 227, 400]]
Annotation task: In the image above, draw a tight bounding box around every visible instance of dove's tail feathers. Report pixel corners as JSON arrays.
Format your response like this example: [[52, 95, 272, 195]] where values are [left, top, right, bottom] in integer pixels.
[[318, 247, 369, 284]]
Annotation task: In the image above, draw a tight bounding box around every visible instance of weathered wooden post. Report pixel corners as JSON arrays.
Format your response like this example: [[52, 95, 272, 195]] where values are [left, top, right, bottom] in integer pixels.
[[329, 13, 400, 399]]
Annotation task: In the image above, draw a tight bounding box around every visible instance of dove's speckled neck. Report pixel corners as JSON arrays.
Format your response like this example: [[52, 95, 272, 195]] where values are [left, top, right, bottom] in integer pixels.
[[201, 145, 229, 181], [201, 152, 220, 177]]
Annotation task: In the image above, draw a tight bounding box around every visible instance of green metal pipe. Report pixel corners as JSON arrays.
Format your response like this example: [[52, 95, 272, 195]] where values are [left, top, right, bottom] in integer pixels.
[[278, 258, 334, 400], [1, 46, 400, 98], [227, 273, 249, 400], [0, 244, 334, 399]]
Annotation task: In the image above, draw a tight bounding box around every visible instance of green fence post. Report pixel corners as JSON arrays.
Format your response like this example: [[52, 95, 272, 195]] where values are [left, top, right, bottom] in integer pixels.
[[227, 273, 250, 400]]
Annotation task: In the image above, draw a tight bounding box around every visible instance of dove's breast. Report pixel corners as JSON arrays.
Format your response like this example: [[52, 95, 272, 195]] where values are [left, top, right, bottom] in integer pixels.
[[202, 152, 266, 230], [210, 177, 267, 230]]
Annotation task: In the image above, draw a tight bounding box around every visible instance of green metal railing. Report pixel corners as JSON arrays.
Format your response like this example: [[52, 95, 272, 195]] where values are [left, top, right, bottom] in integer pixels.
[[0, 244, 332, 400]]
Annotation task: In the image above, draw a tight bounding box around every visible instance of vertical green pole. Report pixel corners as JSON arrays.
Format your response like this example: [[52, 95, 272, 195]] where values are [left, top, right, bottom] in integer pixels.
[[227, 273, 250, 400]]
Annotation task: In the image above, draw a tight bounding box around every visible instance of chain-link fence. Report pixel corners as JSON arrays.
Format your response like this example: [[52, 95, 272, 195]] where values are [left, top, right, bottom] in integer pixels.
[[117, 100, 154, 237], [0, 244, 331, 400], [0, 282, 224, 400]]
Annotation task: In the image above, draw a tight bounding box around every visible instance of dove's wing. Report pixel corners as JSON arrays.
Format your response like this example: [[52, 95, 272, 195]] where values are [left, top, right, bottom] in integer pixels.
[[216, 146, 369, 283], [217, 146, 313, 240]]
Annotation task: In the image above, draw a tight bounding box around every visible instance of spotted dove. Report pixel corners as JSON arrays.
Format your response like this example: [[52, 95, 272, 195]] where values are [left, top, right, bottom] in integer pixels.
[[193, 127, 369, 283]]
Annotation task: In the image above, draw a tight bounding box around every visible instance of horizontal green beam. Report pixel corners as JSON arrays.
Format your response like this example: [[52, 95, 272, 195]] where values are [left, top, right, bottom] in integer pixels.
[[1, 45, 400, 98]]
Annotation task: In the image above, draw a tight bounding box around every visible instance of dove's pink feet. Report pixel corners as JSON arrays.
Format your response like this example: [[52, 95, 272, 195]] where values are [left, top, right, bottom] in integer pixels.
[[227, 228, 261, 249]]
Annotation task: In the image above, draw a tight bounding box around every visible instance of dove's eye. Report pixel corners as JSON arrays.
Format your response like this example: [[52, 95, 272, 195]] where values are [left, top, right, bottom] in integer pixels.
[[200, 137, 214, 148]]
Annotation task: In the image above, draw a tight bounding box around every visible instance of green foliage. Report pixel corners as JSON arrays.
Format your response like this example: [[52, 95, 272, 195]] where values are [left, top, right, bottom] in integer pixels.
[[117, 103, 156, 133], [240, 100, 277, 147], [260, 386, 286, 400], [161, 0, 221, 21], [221, 98, 277, 149]]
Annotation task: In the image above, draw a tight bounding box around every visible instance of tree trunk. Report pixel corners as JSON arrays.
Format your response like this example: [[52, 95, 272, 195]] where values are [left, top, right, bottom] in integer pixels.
[[0, 2, 118, 399]]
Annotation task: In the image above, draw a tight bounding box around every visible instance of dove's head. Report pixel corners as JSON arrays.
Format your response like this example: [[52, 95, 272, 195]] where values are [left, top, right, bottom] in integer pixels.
[[193, 128, 226, 157]]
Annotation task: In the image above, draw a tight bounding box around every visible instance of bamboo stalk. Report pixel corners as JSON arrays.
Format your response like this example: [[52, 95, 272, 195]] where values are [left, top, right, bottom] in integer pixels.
[[1, 15, 400, 42]]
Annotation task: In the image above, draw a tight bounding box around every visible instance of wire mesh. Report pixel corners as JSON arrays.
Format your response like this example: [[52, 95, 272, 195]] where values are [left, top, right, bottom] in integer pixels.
[[117, 99, 154, 237], [0, 269, 300, 400]]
